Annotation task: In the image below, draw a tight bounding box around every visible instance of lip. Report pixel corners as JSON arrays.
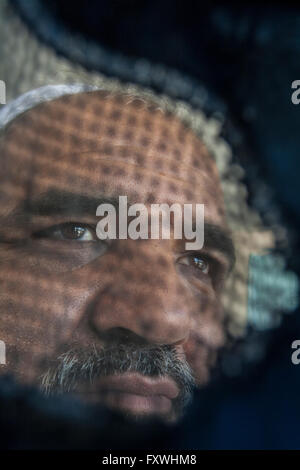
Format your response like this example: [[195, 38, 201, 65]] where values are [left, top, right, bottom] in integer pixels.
[[95, 373, 180, 399], [78, 372, 180, 415]]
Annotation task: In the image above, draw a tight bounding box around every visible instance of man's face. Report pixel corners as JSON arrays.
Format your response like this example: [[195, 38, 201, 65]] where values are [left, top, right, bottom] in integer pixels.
[[0, 91, 233, 422]]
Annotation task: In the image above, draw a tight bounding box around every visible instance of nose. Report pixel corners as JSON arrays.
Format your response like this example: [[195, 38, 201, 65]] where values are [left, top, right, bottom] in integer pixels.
[[89, 241, 194, 345]]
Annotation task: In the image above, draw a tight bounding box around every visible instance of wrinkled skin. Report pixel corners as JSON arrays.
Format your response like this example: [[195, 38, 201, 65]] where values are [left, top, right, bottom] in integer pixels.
[[0, 91, 232, 422]]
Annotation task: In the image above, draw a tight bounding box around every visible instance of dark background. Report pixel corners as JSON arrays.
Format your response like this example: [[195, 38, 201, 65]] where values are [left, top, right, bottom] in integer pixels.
[[3, 0, 300, 449]]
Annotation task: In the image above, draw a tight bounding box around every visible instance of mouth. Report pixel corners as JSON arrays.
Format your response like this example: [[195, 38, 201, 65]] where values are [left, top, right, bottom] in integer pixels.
[[76, 372, 180, 418]]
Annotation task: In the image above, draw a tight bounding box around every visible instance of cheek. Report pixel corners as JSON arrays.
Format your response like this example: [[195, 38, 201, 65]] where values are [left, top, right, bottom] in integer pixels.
[[183, 341, 216, 385], [183, 295, 225, 385], [0, 254, 96, 383]]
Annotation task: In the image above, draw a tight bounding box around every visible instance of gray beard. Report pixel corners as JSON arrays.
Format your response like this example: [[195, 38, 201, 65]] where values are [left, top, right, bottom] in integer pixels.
[[40, 343, 196, 419]]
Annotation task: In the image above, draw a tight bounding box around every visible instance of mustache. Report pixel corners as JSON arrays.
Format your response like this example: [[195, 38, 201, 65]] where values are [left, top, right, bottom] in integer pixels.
[[40, 343, 196, 415]]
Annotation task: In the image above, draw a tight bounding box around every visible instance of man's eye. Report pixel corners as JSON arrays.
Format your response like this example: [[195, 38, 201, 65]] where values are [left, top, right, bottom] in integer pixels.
[[33, 223, 97, 242], [178, 253, 210, 274]]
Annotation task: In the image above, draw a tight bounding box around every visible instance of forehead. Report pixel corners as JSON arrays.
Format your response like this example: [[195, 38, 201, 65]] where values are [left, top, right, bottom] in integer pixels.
[[0, 91, 225, 222]]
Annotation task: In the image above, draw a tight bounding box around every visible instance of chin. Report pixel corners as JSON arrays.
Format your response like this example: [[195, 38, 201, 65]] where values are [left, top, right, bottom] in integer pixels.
[[77, 390, 182, 424]]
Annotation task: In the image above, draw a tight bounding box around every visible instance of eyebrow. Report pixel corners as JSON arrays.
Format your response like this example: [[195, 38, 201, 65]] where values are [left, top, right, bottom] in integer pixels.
[[21, 189, 120, 217], [202, 223, 235, 272]]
